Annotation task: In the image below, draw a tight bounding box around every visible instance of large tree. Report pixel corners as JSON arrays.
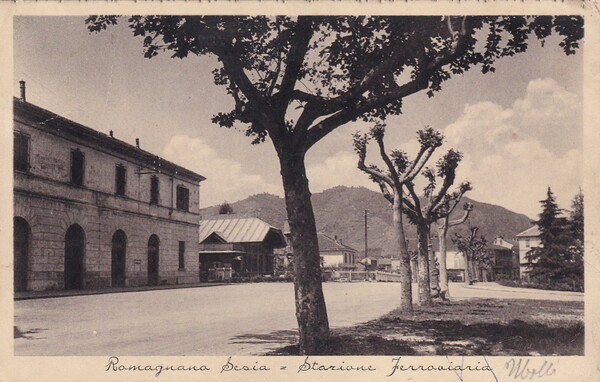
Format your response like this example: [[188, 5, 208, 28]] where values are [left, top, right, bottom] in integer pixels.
[[568, 189, 584, 291], [86, 15, 582, 354], [353, 125, 443, 311], [528, 187, 582, 290]]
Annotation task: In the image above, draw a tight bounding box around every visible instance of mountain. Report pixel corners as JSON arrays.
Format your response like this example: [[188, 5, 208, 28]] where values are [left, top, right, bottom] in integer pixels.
[[200, 186, 533, 255]]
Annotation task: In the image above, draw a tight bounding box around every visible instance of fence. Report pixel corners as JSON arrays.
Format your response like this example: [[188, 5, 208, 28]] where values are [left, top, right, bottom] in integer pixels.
[[326, 270, 402, 282], [207, 267, 232, 281]]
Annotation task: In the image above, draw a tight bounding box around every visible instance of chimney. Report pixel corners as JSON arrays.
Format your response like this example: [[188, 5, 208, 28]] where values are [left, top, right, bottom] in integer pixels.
[[19, 80, 26, 102], [109, 130, 114, 138], [135, 138, 140, 148]]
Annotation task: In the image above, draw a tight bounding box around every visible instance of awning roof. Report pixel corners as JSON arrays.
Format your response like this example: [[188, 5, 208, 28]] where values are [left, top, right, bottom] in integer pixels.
[[199, 216, 286, 247]]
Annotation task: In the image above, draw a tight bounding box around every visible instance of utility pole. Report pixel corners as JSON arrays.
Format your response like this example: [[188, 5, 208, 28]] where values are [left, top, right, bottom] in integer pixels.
[[364, 209, 368, 281], [364, 209, 368, 259]]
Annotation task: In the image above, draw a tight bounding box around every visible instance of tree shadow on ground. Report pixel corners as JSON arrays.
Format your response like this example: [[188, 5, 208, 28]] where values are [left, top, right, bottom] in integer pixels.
[[14, 326, 48, 340], [230, 329, 299, 352], [267, 299, 584, 356]]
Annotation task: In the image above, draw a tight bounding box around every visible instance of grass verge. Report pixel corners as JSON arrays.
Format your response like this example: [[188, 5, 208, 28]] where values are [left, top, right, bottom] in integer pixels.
[[270, 298, 584, 356]]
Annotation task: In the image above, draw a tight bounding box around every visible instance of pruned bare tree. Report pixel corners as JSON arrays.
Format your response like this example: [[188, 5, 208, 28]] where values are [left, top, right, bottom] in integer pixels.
[[354, 125, 443, 311]]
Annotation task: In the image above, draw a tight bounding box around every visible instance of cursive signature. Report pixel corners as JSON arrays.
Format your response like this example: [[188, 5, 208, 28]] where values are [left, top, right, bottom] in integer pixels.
[[505, 358, 557, 380]]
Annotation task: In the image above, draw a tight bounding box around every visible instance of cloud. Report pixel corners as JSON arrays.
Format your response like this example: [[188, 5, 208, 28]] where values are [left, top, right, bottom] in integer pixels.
[[512, 78, 581, 152], [443, 79, 582, 217], [163, 135, 281, 207], [307, 151, 378, 193]]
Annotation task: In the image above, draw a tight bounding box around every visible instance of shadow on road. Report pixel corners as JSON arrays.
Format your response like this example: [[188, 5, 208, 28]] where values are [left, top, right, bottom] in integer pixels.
[[230, 329, 298, 348], [14, 326, 48, 340]]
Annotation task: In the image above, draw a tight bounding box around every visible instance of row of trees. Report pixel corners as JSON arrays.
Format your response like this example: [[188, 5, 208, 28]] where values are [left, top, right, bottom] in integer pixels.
[[354, 126, 474, 309], [87, 15, 582, 354], [527, 188, 584, 291]]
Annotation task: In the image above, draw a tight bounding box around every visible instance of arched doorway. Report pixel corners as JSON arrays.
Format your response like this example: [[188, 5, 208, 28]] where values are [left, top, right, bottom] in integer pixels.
[[65, 224, 85, 290], [14, 217, 30, 292], [111, 230, 127, 287], [148, 235, 159, 286]]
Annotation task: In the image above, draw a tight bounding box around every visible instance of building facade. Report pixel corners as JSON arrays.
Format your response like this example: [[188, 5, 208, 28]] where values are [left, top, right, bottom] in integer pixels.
[[516, 226, 542, 281], [317, 233, 359, 270], [13, 92, 205, 291], [198, 216, 287, 280]]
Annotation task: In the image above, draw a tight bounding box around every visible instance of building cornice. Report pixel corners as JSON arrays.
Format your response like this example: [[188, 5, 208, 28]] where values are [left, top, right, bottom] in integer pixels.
[[14, 98, 206, 183]]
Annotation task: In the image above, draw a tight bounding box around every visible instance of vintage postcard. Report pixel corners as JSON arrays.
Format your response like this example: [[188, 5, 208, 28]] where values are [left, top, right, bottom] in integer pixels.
[[1, 1, 599, 381]]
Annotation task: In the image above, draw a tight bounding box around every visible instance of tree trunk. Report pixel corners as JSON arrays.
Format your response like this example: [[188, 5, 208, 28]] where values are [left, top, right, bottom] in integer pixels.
[[278, 148, 330, 354], [463, 252, 471, 285], [411, 256, 419, 283], [427, 230, 439, 298], [392, 192, 413, 311], [470, 260, 478, 283], [437, 225, 450, 297], [416, 223, 432, 305]]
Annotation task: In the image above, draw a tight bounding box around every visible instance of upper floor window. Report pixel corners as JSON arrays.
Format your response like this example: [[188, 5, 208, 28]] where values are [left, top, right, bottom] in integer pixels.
[[525, 239, 530, 248], [176, 185, 189, 211], [115, 164, 126, 196], [70, 149, 85, 187], [178, 241, 185, 270], [150, 175, 159, 204], [14, 132, 30, 172]]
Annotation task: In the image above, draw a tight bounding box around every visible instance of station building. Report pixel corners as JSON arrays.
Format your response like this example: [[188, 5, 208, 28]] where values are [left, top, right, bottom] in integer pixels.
[[13, 83, 206, 291]]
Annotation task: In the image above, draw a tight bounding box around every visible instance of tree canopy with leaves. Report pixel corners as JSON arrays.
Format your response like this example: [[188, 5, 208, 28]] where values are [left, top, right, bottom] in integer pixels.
[[527, 187, 583, 291], [218, 201, 234, 215], [86, 15, 583, 354]]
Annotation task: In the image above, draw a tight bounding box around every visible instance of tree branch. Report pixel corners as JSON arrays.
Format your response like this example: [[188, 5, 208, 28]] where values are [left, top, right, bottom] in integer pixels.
[[304, 78, 426, 150], [424, 16, 475, 74], [374, 133, 401, 189], [404, 182, 423, 220], [276, 17, 314, 106], [357, 157, 394, 187], [448, 205, 473, 227], [428, 170, 457, 214], [206, 34, 266, 110]]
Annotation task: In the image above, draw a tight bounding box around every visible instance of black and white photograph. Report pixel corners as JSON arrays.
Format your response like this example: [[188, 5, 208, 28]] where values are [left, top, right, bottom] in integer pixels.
[[1, 2, 599, 382]]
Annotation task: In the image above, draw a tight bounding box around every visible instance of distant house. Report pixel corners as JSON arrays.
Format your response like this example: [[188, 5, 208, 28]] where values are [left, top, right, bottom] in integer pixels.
[[439, 250, 466, 282], [516, 226, 542, 281], [486, 243, 518, 280], [317, 233, 359, 270], [198, 216, 287, 281], [437, 236, 518, 282], [272, 222, 361, 273], [375, 257, 401, 272]]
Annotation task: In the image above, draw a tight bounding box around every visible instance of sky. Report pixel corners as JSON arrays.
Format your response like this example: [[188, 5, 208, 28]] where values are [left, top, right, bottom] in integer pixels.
[[13, 16, 583, 219]]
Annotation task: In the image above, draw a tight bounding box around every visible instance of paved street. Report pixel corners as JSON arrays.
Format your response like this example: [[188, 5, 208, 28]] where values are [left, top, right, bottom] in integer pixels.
[[14, 282, 583, 356]]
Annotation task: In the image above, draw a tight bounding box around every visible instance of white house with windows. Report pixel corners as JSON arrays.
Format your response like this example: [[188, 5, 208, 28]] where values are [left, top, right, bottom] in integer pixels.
[[317, 233, 359, 270], [516, 226, 542, 280]]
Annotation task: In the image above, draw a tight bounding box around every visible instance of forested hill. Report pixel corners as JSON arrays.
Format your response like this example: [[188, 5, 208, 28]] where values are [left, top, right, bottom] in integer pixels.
[[200, 186, 533, 255]]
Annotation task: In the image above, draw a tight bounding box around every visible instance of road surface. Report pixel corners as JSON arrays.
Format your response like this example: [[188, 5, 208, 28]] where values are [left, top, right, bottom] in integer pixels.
[[13, 282, 582, 356]]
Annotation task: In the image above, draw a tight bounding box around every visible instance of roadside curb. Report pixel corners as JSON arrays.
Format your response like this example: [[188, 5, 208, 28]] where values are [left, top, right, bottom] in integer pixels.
[[14, 282, 230, 301], [462, 283, 584, 297]]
